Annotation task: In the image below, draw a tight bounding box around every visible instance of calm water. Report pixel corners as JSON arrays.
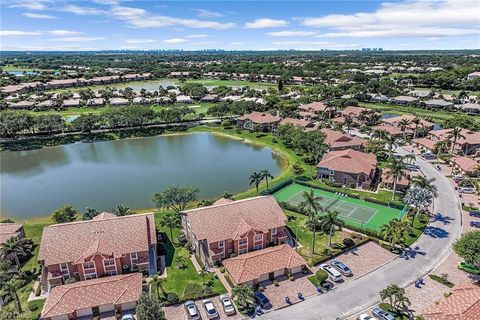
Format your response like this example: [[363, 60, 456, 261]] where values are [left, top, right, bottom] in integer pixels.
[[1, 133, 285, 219], [382, 112, 442, 130]]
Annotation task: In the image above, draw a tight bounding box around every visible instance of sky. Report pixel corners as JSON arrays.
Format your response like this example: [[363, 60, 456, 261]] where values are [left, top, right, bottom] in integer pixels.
[[1, 0, 479, 51]]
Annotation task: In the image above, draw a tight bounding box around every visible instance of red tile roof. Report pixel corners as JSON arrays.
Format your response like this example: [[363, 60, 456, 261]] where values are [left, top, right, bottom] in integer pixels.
[[237, 111, 281, 124], [298, 101, 328, 113], [381, 170, 410, 187], [317, 149, 377, 175], [430, 128, 480, 146], [41, 273, 142, 319], [39, 214, 156, 266], [414, 138, 437, 151], [183, 196, 286, 243], [0, 223, 23, 245], [280, 117, 312, 128], [382, 114, 434, 129], [341, 106, 366, 117], [223, 244, 306, 284], [451, 156, 479, 173], [372, 124, 405, 136], [422, 282, 480, 320], [320, 128, 366, 149], [213, 198, 235, 205]]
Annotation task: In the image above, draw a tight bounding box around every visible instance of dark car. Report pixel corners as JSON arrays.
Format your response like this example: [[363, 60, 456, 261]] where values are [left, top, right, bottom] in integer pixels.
[[470, 221, 480, 228], [469, 211, 480, 218], [254, 291, 271, 309]]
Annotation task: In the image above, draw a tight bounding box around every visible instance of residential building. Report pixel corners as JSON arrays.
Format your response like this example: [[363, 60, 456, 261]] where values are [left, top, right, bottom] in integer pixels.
[[298, 101, 330, 118], [317, 149, 378, 189], [38, 213, 157, 293], [40, 273, 143, 320], [321, 128, 366, 151], [391, 96, 419, 104], [456, 103, 480, 115], [380, 171, 410, 192], [223, 244, 307, 286], [237, 111, 282, 132], [451, 156, 479, 176], [424, 99, 453, 109], [182, 196, 289, 267], [279, 117, 315, 130], [382, 114, 435, 131], [467, 71, 480, 80], [109, 98, 129, 106], [372, 124, 404, 137], [0, 223, 25, 245], [430, 128, 480, 155], [62, 99, 80, 108], [8, 100, 35, 109]]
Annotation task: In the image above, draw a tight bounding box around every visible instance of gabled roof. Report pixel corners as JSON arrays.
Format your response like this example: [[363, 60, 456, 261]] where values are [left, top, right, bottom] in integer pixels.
[[223, 244, 306, 284], [39, 213, 156, 266], [41, 273, 142, 319], [237, 112, 281, 124], [183, 196, 286, 243], [422, 282, 480, 320], [213, 198, 235, 205], [320, 128, 366, 149], [451, 156, 479, 173], [429, 128, 480, 146], [280, 117, 312, 128], [372, 124, 405, 136], [317, 149, 377, 175], [341, 106, 366, 117], [382, 114, 435, 128], [298, 101, 328, 113], [0, 223, 23, 245]]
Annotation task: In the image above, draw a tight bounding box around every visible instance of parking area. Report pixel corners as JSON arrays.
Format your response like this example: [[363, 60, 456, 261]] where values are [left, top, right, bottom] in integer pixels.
[[259, 274, 318, 310], [164, 295, 243, 320]]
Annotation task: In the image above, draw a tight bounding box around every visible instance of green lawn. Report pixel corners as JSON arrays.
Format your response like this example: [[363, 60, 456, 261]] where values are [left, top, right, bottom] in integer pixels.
[[184, 79, 280, 89]]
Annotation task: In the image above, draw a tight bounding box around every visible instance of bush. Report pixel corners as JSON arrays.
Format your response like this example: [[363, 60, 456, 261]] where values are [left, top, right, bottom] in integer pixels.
[[343, 238, 355, 248], [166, 293, 179, 304], [315, 269, 329, 284], [29, 304, 38, 312], [219, 267, 225, 273], [183, 283, 204, 300], [176, 234, 188, 246]]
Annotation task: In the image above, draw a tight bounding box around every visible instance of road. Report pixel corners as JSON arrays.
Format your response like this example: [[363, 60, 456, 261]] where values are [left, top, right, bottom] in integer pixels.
[[263, 148, 462, 320]]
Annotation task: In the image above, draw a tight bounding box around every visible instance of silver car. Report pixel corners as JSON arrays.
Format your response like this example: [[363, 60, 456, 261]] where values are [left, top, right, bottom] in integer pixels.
[[184, 300, 200, 320], [331, 260, 353, 276], [203, 299, 219, 319], [220, 294, 236, 315]]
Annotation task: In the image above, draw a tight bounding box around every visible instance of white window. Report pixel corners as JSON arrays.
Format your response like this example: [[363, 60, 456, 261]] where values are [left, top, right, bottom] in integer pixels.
[[83, 261, 94, 270], [271, 227, 277, 237], [130, 252, 138, 269], [239, 238, 247, 246], [105, 269, 117, 276], [254, 234, 262, 242], [330, 170, 335, 175], [239, 248, 248, 255], [84, 273, 97, 280], [60, 263, 69, 279], [104, 258, 115, 266], [218, 240, 224, 249]]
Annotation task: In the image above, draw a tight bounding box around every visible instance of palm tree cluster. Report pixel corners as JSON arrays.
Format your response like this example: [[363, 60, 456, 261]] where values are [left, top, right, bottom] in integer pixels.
[[384, 156, 409, 201], [249, 169, 274, 194], [379, 217, 413, 248], [380, 284, 412, 316]]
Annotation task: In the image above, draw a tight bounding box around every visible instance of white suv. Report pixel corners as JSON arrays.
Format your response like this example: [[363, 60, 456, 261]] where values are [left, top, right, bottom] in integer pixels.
[[320, 263, 342, 282]]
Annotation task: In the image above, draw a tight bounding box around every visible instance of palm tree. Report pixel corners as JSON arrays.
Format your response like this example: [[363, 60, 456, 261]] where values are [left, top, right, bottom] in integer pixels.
[[249, 171, 263, 194], [398, 118, 411, 140], [232, 284, 255, 312], [160, 212, 181, 244], [199, 269, 209, 287], [344, 115, 354, 134], [384, 158, 408, 201], [383, 134, 399, 159], [380, 284, 404, 311], [446, 127, 466, 156], [112, 204, 132, 216], [83, 207, 98, 220], [405, 186, 433, 224], [0, 237, 31, 268], [394, 289, 411, 313], [402, 153, 416, 164], [411, 117, 421, 139], [260, 169, 274, 188], [411, 175, 438, 198], [1, 278, 23, 313], [150, 275, 165, 300], [222, 191, 234, 200], [197, 199, 214, 207], [433, 140, 450, 161], [298, 190, 324, 256], [379, 220, 402, 247], [318, 210, 344, 248]]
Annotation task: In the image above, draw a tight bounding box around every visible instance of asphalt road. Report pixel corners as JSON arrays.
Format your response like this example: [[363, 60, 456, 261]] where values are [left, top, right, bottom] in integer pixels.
[[263, 148, 462, 320]]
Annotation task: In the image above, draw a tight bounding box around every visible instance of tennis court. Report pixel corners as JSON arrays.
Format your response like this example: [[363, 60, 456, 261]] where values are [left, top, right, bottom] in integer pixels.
[[274, 183, 404, 232]]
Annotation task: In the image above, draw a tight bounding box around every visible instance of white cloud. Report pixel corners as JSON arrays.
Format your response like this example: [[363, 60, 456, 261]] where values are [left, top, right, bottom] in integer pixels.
[[300, 0, 480, 39], [164, 38, 189, 44], [0, 30, 43, 36], [49, 30, 83, 36], [110, 6, 235, 29], [268, 30, 317, 37], [245, 18, 289, 29], [22, 12, 57, 19], [51, 37, 106, 42], [9, 1, 48, 10], [125, 39, 156, 44], [61, 5, 105, 16], [195, 9, 223, 18], [186, 34, 209, 38], [93, 0, 120, 4]]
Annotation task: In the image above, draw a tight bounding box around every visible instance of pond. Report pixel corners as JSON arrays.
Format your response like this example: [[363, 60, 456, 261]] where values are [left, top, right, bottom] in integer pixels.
[[0, 132, 286, 219], [381, 112, 442, 130]]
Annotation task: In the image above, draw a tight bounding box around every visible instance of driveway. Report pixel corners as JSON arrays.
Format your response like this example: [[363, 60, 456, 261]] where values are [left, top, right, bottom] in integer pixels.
[[260, 274, 317, 310], [164, 295, 243, 320], [262, 147, 463, 320]]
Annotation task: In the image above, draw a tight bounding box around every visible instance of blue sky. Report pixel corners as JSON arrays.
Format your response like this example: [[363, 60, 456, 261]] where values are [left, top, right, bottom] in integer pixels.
[[1, 0, 479, 51]]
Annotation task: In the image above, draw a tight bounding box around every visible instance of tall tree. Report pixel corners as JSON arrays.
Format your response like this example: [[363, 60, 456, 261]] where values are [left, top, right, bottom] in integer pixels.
[[1, 279, 23, 314], [51, 205, 78, 224], [249, 171, 263, 194], [411, 175, 438, 198], [232, 284, 255, 313], [135, 293, 165, 320], [298, 190, 324, 256], [150, 275, 165, 300], [112, 204, 132, 216], [384, 158, 408, 201], [446, 127, 466, 156], [0, 237, 31, 268], [398, 118, 411, 140], [83, 207, 99, 220], [318, 210, 344, 248], [411, 117, 421, 139], [404, 186, 433, 224], [159, 211, 181, 243], [383, 134, 399, 159], [152, 186, 200, 214], [260, 169, 274, 188], [453, 231, 480, 267]]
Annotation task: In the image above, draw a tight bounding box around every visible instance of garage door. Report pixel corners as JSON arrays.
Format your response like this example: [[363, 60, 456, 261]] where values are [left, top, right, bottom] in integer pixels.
[[290, 266, 303, 274], [76, 307, 93, 317], [274, 269, 285, 277], [121, 301, 137, 312], [99, 304, 115, 313], [258, 273, 269, 282]]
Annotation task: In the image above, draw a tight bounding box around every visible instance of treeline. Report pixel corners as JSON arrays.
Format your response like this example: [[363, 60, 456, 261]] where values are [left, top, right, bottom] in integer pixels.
[[0, 106, 195, 138]]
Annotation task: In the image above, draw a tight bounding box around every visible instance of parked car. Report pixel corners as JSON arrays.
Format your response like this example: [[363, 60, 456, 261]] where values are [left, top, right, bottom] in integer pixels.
[[469, 211, 480, 218], [184, 300, 200, 320], [254, 291, 271, 309], [453, 174, 464, 183], [459, 187, 476, 194], [331, 260, 352, 276], [203, 299, 218, 319], [121, 315, 135, 320], [358, 314, 374, 320], [372, 307, 395, 320], [470, 221, 480, 228], [219, 294, 236, 315], [406, 163, 419, 171], [457, 261, 480, 274], [320, 263, 342, 282], [421, 152, 436, 160]]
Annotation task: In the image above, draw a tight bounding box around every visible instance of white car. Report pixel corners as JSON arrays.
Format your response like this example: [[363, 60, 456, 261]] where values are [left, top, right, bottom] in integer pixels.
[[220, 294, 236, 315], [121, 315, 135, 320], [203, 299, 219, 319], [459, 187, 476, 194], [358, 314, 374, 320], [184, 301, 200, 320], [320, 263, 342, 282]]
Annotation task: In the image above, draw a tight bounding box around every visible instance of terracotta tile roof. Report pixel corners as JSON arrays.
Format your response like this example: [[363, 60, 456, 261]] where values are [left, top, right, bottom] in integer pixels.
[[341, 106, 366, 117], [298, 111, 318, 118], [40, 273, 142, 319], [320, 128, 366, 149], [430, 129, 480, 146], [38, 214, 156, 266], [92, 212, 118, 220], [0, 223, 23, 245], [414, 138, 437, 151], [422, 282, 480, 320], [183, 196, 287, 243], [213, 198, 235, 205], [382, 114, 435, 128], [317, 149, 377, 175], [451, 157, 479, 173], [237, 111, 281, 124], [298, 101, 328, 113], [372, 124, 405, 136], [223, 244, 306, 284], [280, 117, 312, 128], [381, 171, 410, 187], [393, 95, 418, 102]]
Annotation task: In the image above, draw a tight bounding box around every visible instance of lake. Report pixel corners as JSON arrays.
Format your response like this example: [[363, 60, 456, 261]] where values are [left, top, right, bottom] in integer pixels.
[[382, 112, 442, 130], [0, 133, 286, 219]]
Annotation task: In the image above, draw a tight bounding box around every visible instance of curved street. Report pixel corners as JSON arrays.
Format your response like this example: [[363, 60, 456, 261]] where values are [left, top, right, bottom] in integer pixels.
[[263, 148, 463, 320]]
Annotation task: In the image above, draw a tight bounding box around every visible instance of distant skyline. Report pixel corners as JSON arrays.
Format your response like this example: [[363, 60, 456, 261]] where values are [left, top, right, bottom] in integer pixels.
[[1, 0, 479, 51]]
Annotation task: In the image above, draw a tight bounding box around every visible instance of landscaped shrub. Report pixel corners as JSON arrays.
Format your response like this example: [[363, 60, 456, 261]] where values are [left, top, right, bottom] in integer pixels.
[[183, 283, 204, 300], [166, 293, 179, 304], [219, 267, 225, 273], [176, 233, 188, 246], [315, 269, 329, 284], [343, 238, 355, 248], [224, 274, 235, 288]]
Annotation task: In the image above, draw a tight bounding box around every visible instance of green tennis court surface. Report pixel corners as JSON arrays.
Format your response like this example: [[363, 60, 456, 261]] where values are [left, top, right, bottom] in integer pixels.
[[274, 183, 403, 232]]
